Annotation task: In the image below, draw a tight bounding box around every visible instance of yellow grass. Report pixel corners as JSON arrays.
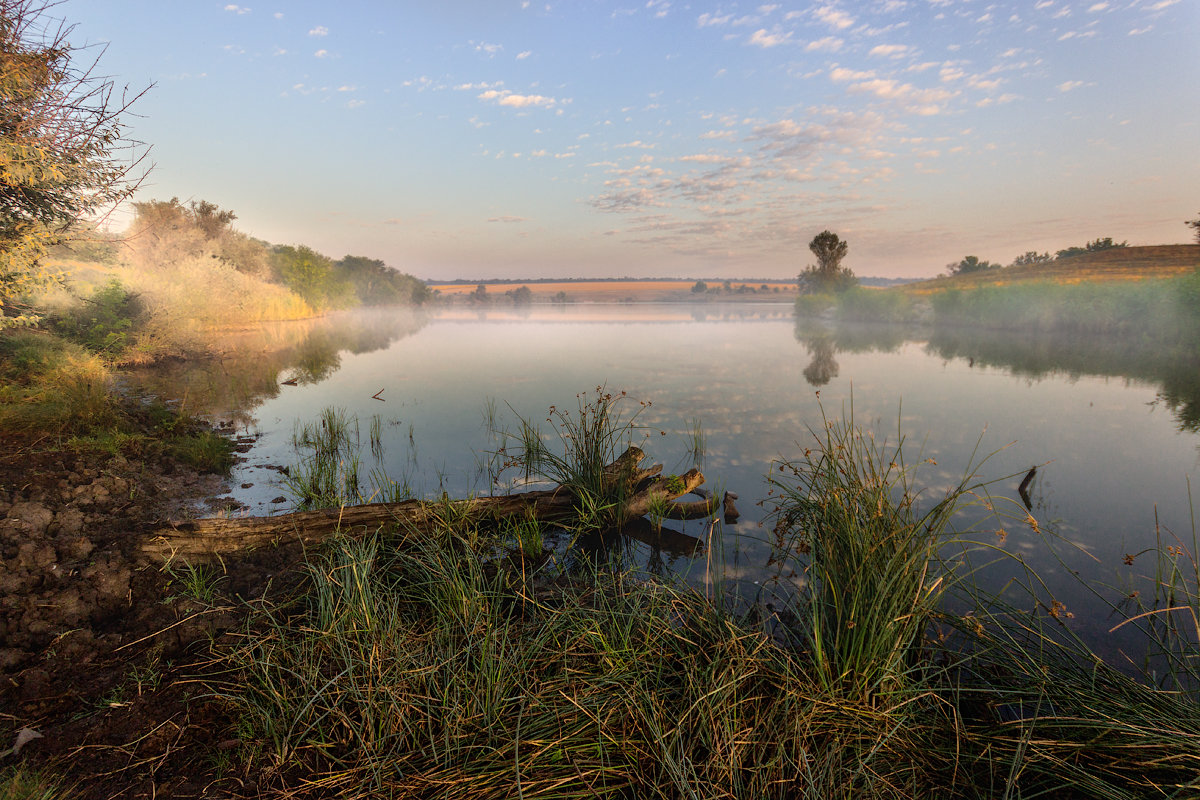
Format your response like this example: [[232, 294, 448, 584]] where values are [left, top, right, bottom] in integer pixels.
[[429, 279, 797, 302]]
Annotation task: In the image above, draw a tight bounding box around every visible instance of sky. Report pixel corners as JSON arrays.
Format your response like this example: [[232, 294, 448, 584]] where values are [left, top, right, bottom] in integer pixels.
[[59, 0, 1198, 281]]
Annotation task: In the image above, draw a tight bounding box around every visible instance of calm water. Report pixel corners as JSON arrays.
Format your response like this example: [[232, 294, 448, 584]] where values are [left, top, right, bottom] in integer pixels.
[[180, 304, 1199, 654]]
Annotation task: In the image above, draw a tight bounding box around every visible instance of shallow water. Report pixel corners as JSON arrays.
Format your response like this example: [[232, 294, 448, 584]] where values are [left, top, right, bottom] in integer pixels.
[[173, 304, 1200, 657]]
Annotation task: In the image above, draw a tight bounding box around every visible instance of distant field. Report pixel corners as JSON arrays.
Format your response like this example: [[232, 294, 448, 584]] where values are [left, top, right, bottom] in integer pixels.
[[904, 244, 1199, 294], [428, 279, 798, 303]]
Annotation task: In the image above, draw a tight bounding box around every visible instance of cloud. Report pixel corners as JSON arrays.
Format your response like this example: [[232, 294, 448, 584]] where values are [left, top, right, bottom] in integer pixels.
[[697, 12, 733, 26], [308, 25, 328, 36], [869, 43, 911, 58], [314, 49, 328, 58], [1057, 80, 1085, 92], [1128, 25, 1153, 34], [589, 188, 663, 212], [475, 41, 502, 57], [1087, 2, 1109, 11], [516, 50, 532, 59], [848, 78, 955, 114], [337, 85, 355, 92], [478, 89, 557, 109], [814, 5, 855, 29], [488, 216, 526, 223], [748, 28, 791, 47], [829, 66, 876, 82], [346, 99, 365, 109], [224, 5, 250, 14], [806, 36, 844, 52]]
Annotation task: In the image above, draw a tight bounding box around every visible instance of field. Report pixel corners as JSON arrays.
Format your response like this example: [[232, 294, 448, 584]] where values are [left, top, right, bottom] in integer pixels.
[[429, 279, 798, 302], [904, 244, 1199, 293]]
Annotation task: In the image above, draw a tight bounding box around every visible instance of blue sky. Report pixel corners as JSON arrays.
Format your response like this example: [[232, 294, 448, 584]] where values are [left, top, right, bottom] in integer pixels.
[[65, 1, 1198, 280]]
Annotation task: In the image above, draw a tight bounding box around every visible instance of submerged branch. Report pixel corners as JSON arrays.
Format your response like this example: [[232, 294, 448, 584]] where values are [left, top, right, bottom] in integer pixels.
[[144, 446, 725, 562]]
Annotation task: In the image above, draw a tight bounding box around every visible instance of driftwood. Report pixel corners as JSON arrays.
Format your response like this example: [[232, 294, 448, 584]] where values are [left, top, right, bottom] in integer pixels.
[[144, 447, 724, 562]]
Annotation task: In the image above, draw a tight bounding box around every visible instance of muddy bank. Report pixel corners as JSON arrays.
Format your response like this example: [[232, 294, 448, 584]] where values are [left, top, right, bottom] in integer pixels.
[[0, 428, 298, 798]]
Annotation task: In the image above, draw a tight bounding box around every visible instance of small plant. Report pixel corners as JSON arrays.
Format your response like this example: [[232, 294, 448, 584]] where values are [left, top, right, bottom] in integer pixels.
[[163, 559, 224, 605]]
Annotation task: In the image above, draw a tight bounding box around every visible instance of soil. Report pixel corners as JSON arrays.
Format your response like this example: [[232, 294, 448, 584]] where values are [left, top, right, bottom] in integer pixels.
[[0, 426, 303, 798]]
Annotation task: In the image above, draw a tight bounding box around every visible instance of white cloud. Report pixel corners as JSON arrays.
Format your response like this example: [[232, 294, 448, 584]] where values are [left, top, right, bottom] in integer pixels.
[[814, 5, 855, 29], [314, 49, 328, 58], [830, 66, 876, 82], [869, 43, 910, 58], [273, 12, 283, 19], [1128, 26, 1152, 34], [309, 25, 328, 36], [748, 28, 791, 47], [346, 99, 365, 109], [475, 41, 502, 56], [478, 89, 557, 109], [337, 85, 355, 92], [697, 12, 733, 26], [1057, 80, 1085, 91], [224, 5, 250, 15], [517, 50, 532, 59], [1087, 2, 1109, 11], [806, 36, 843, 52]]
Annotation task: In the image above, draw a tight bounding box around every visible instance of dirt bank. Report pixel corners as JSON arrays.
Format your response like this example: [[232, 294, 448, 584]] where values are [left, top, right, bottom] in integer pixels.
[[0, 427, 298, 798]]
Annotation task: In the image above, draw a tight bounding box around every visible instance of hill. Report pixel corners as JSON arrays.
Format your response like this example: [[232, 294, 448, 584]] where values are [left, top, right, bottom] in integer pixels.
[[904, 245, 1199, 294]]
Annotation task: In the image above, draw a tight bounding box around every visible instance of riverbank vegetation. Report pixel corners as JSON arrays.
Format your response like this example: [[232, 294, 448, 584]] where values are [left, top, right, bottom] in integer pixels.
[[188, 396, 1200, 798]]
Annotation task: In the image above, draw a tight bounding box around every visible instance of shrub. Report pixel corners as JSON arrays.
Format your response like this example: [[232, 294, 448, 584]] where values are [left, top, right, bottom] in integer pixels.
[[836, 287, 916, 323]]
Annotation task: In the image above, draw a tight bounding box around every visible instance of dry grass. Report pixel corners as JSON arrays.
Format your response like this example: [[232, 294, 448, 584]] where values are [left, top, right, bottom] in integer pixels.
[[904, 245, 1199, 295]]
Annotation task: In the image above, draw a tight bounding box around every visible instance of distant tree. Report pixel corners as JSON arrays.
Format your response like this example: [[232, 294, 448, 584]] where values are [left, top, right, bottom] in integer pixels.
[[1056, 237, 1128, 259], [127, 197, 270, 277], [691, 280, 708, 293], [272, 245, 352, 309], [1187, 213, 1200, 244], [1011, 251, 1053, 267], [723, 279, 733, 293], [469, 283, 490, 304], [506, 285, 533, 305], [335, 255, 426, 305], [946, 255, 1001, 276], [550, 290, 569, 304], [798, 230, 856, 294], [1, 0, 149, 326]]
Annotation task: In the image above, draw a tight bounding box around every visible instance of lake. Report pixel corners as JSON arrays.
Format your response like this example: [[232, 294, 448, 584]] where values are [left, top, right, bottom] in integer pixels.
[[157, 303, 1200, 659]]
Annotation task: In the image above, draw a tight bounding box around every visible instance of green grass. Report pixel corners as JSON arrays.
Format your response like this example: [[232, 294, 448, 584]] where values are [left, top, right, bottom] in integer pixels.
[[214, 397, 1200, 798], [835, 286, 919, 324]]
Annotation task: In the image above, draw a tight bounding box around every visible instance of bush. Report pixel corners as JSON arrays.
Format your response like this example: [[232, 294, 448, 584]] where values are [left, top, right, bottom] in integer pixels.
[[51, 279, 146, 358], [794, 293, 835, 318], [836, 287, 916, 323]]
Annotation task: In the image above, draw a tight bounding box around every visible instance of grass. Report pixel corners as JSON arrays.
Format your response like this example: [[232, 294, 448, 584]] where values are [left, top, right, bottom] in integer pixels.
[[213, 396, 1200, 798]]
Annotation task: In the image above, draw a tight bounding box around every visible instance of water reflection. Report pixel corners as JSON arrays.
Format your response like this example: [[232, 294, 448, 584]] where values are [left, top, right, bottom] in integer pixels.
[[793, 319, 1200, 436], [126, 308, 426, 425]]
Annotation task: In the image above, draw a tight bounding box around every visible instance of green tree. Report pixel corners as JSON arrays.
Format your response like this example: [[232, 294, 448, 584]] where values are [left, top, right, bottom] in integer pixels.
[[1186, 213, 1200, 244], [946, 255, 1001, 276], [798, 230, 856, 294], [1, 0, 148, 325], [335, 254, 426, 305], [272, 245, 351, 309], [691, 279, 708, 293]]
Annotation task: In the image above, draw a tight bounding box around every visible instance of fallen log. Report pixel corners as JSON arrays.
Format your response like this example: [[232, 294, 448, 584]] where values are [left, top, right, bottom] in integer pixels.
[[144, 446, 723, 562]]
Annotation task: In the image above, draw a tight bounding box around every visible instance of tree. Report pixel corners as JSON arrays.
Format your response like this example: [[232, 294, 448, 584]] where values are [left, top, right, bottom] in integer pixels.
[[691, 280, 708, 293], [271, 244, 351, 309], [1187, 213, 1200, 244], [1056, 237, 1128, 259], [506, 285, 533, 305], [1011, 251, 1053, 267], [798, 230, 856, 294], [1, 0, 149, 325], [946, 255, 1000, 276]]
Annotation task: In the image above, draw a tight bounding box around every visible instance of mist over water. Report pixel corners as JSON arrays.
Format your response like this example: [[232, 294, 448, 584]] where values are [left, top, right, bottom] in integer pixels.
[[154, 304, 1200, 657]]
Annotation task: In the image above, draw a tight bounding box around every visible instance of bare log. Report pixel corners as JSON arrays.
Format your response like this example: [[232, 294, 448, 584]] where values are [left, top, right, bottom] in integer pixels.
[[143, 447, 721, 562]]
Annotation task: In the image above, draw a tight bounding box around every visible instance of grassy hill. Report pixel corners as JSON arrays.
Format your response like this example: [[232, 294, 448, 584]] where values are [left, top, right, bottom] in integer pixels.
[[903, 244, 1199, 294]]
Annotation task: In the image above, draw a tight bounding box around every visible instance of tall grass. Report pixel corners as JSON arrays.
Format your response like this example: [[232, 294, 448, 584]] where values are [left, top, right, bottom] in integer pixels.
[[221, 397, 1200, 798], [835, 286, 919, 324], [930, 276, 1200, 344]]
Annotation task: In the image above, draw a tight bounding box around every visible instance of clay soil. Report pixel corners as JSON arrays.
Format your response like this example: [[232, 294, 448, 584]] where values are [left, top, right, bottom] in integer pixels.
[[0, 425, 300, 798]]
